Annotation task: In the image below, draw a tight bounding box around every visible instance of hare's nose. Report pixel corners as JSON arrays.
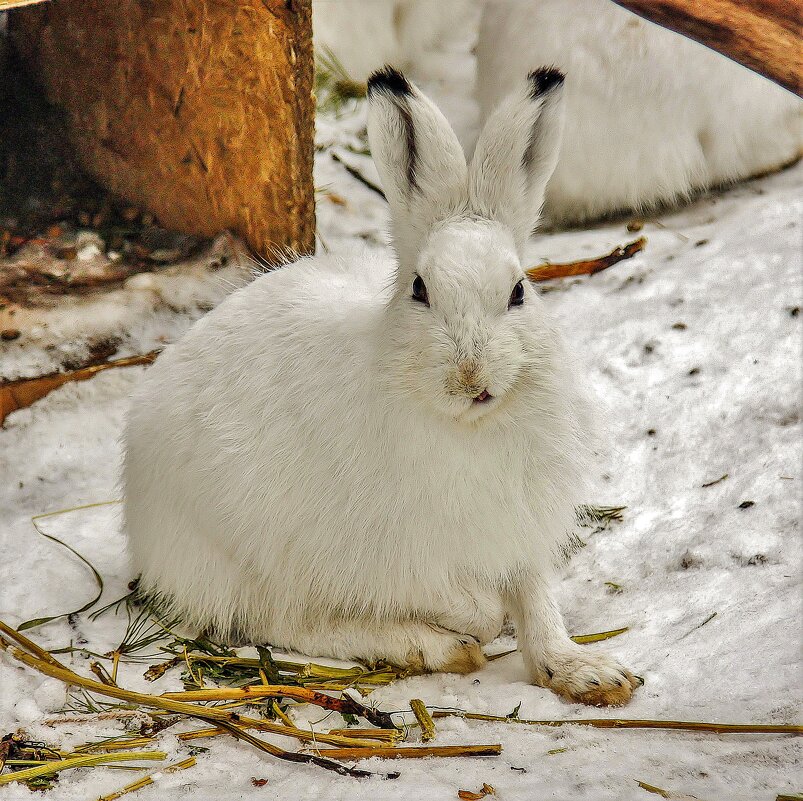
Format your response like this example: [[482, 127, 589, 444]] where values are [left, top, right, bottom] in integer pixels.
[[458, 360, 481, 383]]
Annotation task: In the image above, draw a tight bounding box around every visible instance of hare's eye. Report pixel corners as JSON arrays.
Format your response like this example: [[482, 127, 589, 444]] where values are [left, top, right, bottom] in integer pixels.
[[412, 275, 429, 306], [509, 280, 525, 308]]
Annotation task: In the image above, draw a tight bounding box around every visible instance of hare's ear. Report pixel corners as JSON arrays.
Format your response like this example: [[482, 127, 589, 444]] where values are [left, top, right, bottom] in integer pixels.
[[367, 66, 467, 269], [468, 67, 566, 254]]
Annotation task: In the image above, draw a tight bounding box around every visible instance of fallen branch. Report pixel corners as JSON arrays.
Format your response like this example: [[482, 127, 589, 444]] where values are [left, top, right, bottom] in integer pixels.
[[432, 710, 802, 736], [0, 351, 160, 425], [160, 685, 396, 729], [308, 744, 502, 760], [331, 152, 386, 199], [210, 717, 398, 778], [527, 237, 646, 282]]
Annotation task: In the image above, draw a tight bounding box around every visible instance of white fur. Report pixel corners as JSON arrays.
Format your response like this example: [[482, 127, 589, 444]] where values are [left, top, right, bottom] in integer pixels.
[[477, 0, 803, 222], [124, 71, 634, 700], [312, 0, 478, 82]]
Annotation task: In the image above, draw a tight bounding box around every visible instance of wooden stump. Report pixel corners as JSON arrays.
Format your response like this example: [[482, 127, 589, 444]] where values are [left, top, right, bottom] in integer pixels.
[[11, 0, 315, 258]]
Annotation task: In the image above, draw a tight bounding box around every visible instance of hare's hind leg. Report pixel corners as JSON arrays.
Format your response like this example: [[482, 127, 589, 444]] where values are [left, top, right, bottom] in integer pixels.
[[286, 618, 487, 675]]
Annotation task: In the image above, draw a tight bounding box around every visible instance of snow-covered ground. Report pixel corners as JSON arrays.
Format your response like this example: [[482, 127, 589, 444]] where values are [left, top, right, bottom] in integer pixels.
[[2, 69, 802, 801]]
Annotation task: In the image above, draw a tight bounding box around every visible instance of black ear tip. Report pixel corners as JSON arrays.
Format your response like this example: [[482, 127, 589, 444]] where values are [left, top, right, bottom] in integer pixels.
[[528, 66, 565, 98], [367, 65, 413, 98]]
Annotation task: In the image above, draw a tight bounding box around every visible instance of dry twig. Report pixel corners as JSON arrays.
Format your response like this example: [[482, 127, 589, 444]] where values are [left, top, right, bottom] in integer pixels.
[[410, 699, 436, 742], [307, 744, 502, 760], [527, 237, 646, 282], [432, 710, 802, 736], [0, 622, 394, 779], [0, 751, 165, 788], [1, 352, 159, 425], [160, 685, 395, 729], [98, 756, 197, 801]]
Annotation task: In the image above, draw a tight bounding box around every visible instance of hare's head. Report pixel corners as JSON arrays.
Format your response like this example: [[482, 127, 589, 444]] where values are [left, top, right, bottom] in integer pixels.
[[367, 66, 566, 423]]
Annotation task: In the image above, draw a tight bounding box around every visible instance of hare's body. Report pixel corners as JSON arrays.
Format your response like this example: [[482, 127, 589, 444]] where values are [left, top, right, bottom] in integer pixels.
[[126, 239, 582, 663], [126, 67, 639, 705], [313, 0, 477, 83], [477, 0, 803, 223]]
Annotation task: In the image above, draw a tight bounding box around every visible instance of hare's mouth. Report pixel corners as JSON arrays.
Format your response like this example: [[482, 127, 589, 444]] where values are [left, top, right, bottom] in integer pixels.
[[472, 389, 492, 404]]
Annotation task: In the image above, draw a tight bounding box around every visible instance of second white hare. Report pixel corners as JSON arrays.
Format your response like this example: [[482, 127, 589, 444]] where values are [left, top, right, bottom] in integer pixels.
[[124, 66, 639, 706]]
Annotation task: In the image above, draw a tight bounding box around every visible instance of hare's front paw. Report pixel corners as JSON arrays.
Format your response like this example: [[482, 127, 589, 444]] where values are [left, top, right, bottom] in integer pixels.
[[407, 626, 487, 675], [533, 646, 640, 706]]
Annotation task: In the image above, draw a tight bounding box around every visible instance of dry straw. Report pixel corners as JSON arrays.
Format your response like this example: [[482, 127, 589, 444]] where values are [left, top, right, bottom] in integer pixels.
[[1, 496, 799, 789]]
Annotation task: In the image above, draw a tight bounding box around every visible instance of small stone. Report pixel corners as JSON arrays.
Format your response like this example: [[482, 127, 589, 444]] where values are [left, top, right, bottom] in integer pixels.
[[672, 322, 687, 330], [626, 219, 644, 232], [76, 231, 105, 249], [77, 243, 102, 261], [738, 500, 755, 510]]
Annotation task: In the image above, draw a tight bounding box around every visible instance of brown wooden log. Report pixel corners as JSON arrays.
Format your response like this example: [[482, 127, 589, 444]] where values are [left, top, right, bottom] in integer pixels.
[[11, 0, 315, 258], [611, 0, 802, 97]]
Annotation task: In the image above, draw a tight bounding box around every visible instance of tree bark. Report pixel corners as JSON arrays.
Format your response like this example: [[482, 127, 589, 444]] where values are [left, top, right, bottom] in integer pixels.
[[11, 0, 315, 257], [611, 0, 802, 97]]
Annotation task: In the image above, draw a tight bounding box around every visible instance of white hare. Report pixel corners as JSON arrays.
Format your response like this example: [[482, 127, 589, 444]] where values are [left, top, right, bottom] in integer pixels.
[[477, 0, 802, 223], [124, 66, 638, 706], [312, 0, 478, 83]]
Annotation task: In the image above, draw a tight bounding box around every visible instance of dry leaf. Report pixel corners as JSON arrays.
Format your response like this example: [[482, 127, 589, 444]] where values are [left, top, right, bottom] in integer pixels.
[[458, 783, 495, 800]]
